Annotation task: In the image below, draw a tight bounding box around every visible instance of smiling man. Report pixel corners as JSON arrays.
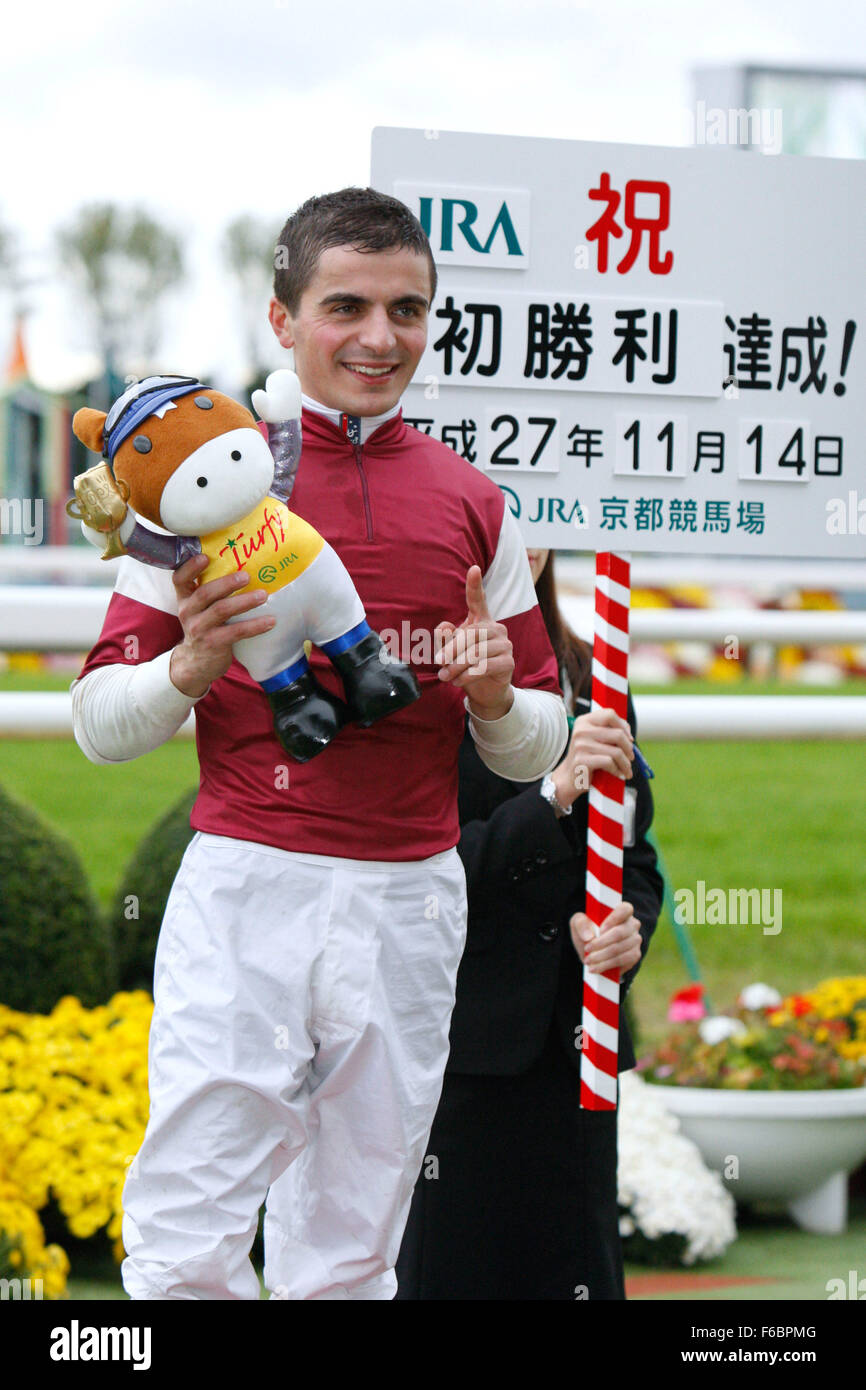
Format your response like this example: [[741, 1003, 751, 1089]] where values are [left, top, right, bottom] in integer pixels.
[[269, 243, 432, 410], [71, 186, 567, 1301]]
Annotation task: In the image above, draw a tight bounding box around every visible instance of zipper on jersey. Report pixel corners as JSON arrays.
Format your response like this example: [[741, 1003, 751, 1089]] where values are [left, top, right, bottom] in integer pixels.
[[353, 443, 374, 541]]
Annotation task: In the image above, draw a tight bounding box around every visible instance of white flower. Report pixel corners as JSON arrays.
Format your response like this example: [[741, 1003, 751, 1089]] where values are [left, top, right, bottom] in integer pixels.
[[698, 1015, 748, 1046], [617, 1071, 737, 1265], [738, 982, 783, 1011]]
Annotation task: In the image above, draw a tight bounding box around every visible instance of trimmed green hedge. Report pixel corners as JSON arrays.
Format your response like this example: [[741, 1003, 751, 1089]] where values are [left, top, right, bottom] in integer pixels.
[[0, 783, 113, 1012], [108, 788, 197, 992]]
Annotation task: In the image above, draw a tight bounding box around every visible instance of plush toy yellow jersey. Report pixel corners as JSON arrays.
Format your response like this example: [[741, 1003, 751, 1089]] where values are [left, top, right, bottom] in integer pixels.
[[71, 370, 419, 760]]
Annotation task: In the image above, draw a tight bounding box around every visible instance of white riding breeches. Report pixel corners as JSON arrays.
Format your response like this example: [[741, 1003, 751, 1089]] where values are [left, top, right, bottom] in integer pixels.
[[120, 832, 467, 1300]]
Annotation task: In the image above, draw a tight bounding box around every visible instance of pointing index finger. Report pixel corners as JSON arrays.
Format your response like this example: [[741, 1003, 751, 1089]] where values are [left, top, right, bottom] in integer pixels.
[[465, 565, 491, 622]]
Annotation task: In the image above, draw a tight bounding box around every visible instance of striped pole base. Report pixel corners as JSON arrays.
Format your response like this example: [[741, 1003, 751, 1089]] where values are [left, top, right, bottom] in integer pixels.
[[580, 551, 631, 1111]]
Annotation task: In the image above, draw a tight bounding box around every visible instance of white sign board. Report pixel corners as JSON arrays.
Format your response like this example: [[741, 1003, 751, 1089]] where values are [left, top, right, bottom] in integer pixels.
[[371, 127, 866, 558]]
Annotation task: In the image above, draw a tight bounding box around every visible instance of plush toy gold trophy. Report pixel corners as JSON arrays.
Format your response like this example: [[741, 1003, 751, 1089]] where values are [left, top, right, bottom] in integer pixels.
[[66, 463, 132, 560]]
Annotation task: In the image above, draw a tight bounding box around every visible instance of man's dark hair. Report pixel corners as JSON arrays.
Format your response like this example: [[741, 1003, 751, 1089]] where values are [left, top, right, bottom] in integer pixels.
[[273, 187, 437, 314]]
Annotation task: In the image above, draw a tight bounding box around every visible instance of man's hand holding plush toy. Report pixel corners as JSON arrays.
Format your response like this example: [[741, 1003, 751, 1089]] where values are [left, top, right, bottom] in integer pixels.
[[169, 554, 275, 700]]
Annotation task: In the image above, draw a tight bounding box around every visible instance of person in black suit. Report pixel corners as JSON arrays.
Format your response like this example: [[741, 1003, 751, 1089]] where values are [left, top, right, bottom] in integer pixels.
[[395, 548, 664, 1300]]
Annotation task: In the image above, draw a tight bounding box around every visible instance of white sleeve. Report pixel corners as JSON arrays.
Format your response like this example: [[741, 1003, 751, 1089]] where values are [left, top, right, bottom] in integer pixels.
[[466, 687, 568, 782], [465, 502, 568, 780], [71, 651, 203, 765], [70, 555, 204, 765], [478, 501, 537, 623]]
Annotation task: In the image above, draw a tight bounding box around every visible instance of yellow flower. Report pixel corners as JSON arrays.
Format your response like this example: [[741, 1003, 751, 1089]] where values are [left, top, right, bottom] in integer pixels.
[[1, 990, 152, 1268], [799, 978, 866, 1062]]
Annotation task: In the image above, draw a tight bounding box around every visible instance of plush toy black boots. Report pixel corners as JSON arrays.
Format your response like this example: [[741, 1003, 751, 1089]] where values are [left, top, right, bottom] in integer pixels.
[[330, 631, 421, 727], [266, 672, 349, 763], [266, 632, 420, 762]]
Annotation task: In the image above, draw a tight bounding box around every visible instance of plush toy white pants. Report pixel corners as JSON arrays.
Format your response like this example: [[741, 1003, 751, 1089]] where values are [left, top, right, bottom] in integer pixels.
[[228, 539, 367, 683], [120, 832, 467, 1300]]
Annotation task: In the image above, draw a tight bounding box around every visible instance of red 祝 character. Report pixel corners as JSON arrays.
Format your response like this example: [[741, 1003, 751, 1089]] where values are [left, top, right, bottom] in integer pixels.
[[586, 173, 674, 276]]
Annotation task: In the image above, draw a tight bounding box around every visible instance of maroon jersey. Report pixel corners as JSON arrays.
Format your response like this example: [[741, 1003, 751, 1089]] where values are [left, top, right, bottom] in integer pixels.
[[76, 410, 562, 860]]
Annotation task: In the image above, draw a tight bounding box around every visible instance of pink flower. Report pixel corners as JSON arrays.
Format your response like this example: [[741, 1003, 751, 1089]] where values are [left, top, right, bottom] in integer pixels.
[[668, 983, 707, 1022]]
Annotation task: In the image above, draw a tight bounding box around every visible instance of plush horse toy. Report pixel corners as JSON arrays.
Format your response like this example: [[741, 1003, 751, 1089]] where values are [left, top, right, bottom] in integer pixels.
[[69, 370, 419, 761]]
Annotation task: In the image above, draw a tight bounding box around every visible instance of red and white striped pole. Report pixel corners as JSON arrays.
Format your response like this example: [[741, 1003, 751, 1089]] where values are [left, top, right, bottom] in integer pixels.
[[580, 550, 631, 1111]]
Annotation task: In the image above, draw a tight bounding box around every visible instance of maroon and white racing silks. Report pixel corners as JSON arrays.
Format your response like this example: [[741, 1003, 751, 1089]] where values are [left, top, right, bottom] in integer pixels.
[[72, 404, 567, 862]]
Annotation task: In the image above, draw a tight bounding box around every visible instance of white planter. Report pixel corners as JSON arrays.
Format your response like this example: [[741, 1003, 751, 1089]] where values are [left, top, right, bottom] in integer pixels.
[[645, 1083, 866, 1234]]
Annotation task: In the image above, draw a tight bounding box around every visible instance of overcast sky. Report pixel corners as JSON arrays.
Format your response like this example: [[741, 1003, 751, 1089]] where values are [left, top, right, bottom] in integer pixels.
[[2, 0, 864, 391]]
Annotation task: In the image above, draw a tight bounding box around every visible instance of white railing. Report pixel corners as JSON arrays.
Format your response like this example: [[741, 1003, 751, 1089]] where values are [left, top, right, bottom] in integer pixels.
[[558, 599, 866, 645], [0, 547, 119, 581], [3, 693, 866, 740], [2, 547, 866, 591], [634, 695, 866, 739], [2, 587, 866, 651], [2, 563, 866, 739]]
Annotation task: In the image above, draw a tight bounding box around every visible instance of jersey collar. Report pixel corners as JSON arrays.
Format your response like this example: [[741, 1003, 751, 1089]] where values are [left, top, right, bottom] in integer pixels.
[[300, 394, 403, 446]]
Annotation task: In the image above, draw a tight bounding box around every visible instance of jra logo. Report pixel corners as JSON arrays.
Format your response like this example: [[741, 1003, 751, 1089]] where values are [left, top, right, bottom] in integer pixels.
[[395, 183, 530, 268], [420, 197, 522, 256]]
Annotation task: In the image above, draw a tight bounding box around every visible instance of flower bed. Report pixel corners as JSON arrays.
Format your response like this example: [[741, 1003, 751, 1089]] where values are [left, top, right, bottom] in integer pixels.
[[639, 978, 866, 1090], [0, 1181, 69, 1298], [636, 979, 866, 1234], [0, 991, 153, 1293]]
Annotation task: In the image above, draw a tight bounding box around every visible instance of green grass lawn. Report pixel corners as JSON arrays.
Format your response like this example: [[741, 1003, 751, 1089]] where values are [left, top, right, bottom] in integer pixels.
[[635, 677, 866, 696], [1, 668, 863, 1046], [0, 735, 199, 907], [634, 737, 864, 1043], [624, 1198, 866, 1301]]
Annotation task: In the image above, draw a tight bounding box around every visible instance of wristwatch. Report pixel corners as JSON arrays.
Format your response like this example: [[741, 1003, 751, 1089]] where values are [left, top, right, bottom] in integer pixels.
[[540, 774, 572, 816]]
